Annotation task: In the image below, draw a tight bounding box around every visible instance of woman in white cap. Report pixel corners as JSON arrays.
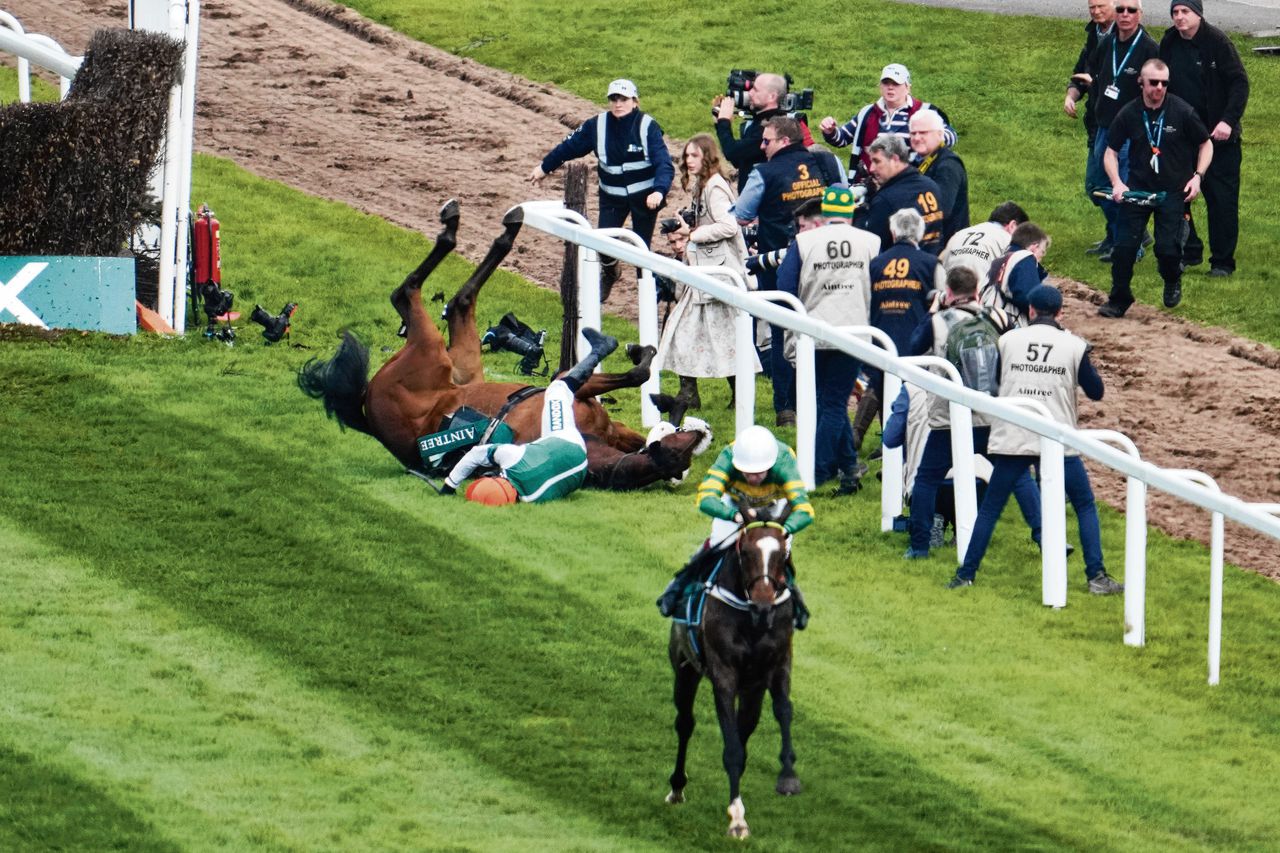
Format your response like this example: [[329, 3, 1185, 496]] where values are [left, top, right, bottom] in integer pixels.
[[529, 78, 674, 293]]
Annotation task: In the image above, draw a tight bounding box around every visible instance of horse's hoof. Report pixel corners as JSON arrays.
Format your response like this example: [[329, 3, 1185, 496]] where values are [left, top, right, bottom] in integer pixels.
[[776, 775, 803, 796], [440, 198, 460, 223], [665, 790, 684, 805], [503, 205, 525, 226], [727, 824, 750, 839]]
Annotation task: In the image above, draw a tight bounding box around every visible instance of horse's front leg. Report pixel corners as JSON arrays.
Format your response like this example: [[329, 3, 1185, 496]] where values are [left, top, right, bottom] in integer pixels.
[[710, 676, 750, 838], [446, 206, 525, 385], [666, 658, 701, 805], [771, 657, 802, 796]]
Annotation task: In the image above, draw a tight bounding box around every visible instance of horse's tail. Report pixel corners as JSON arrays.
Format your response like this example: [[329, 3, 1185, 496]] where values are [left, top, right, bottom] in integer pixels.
[[297, 330, 373, 435]]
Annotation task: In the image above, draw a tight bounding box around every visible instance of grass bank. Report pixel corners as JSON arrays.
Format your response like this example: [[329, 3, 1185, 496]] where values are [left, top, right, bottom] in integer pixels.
[[343, 0, 1280, 346], [3, 153, 1280, 849]]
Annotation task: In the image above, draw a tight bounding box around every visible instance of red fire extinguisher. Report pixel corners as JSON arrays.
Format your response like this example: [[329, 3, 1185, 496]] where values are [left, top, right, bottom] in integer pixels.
[[192, 204, 221, 287]]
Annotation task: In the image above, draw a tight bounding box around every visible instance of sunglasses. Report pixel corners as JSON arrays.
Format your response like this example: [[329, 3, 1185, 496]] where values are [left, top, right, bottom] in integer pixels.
[[1115, 6, 1140, 13], [1144, 79, 1169, 87]]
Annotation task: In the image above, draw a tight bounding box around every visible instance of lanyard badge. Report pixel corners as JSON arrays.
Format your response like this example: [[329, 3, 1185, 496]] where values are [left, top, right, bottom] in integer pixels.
[[1145, 110, 1165, 175]]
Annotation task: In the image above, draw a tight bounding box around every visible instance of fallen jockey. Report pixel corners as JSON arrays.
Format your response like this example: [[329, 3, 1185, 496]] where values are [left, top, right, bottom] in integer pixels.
[[656, 424, 815, 628], [441, 328, 617, 503]]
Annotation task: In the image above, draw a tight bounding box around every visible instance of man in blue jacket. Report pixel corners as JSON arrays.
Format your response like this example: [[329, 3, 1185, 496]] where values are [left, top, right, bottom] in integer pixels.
[[530, 79, 674, 290]]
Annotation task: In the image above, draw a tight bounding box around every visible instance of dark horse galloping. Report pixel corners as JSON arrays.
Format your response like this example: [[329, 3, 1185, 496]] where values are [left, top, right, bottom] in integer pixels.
[[297, 200, 709, 489], [666, 505, 801, 838]]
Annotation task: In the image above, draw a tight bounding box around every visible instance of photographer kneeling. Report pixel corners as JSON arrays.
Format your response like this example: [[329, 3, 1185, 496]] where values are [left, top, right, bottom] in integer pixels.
[[657, 134, 760, 409]]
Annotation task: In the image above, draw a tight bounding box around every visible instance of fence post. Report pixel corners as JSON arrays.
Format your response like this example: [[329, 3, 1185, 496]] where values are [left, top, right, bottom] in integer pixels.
[[1081, 430, 1148, 646]]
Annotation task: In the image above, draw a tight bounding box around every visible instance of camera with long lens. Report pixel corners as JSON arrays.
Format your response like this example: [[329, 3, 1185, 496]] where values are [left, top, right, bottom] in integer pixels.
[[659, 207, 697, 235], [197, 281, 236, 342], [722, 70, 814, 116], [250, 302, 298, 343], [481, 311, 547, 376]]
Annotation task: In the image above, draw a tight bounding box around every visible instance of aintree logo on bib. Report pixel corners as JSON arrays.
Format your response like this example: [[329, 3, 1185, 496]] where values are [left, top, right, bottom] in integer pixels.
[[0, 257, 136, 335]]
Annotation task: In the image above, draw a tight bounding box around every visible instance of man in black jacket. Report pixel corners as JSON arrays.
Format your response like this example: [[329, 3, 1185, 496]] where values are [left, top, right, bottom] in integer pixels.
[[1161, 0, 1249, 276], [733, 116, 826, 426], [910, 109, 969, 246], [714, 72, 788, 192], [1082, 1, 1159, 260], [1099, 58, 1212, 316], [854, 135, 945, 255], [1065, 1, 1116, 251]]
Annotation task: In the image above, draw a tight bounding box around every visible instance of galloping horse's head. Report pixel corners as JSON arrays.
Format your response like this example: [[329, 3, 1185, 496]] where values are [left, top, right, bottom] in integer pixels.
[[734, 501, 794, 625]]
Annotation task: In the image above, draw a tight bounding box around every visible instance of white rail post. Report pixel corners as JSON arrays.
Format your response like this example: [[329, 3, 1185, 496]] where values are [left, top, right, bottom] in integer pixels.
[[734, 306, 756, 437], [695, 267, 756, 437], [756, 292, 814, 488], [881, 368, 904, 531], [1168, 470, 1225, 685], [1081, 430, 1148, 646], [0, 12, 31, 103], [1002, 399, 1066, 607]]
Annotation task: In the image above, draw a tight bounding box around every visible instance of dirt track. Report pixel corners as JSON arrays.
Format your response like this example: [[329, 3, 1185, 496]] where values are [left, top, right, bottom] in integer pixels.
[[10, 0, 1280, 578]]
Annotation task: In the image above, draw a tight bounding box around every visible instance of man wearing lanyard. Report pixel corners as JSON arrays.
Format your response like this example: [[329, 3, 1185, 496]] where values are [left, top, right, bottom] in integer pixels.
[[1081, 1, 1159, 261], [1064, 1, 1116, 252], [1099, 58, 1212, 316]]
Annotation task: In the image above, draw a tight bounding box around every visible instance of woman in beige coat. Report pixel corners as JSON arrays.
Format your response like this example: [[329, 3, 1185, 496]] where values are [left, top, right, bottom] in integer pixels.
[[658, 134, 759, 408]]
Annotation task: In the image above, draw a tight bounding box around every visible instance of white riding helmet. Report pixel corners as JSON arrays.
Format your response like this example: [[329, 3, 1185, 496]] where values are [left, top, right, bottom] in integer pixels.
[[733, 425, 779, 474]]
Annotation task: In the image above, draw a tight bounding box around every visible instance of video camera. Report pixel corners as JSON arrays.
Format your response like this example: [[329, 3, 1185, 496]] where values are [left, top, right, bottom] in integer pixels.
[[724, 70, 814, 115], [659, 207, 696, 235], [482, 311, 548, 376]]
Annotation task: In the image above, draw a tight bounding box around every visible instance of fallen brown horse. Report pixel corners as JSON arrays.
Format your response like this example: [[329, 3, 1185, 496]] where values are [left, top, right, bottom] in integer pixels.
[[298, 201, 710, 489]]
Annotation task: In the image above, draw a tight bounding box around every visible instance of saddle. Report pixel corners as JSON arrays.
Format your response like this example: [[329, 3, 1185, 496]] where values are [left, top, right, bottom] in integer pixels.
[[415, 386, 540, 474]]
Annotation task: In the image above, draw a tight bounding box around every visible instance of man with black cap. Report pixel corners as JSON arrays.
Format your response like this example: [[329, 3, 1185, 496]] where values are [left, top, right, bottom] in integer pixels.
[[530, 79, 674, 293], [1099, 57, 1212, 316], [1161, 0, 1250, 276], [777, 187, 881, 492], [818, 63, 956, 189], [948, 286, 1123, 596]]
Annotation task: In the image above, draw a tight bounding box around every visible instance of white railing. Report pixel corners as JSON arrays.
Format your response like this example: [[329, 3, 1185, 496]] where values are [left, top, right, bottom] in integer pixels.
[[518, 200, 1280, 684], [0, 13, 81, 101]]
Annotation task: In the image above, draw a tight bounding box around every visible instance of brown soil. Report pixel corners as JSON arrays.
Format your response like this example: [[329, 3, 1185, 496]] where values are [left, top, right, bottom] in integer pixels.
[[11, 0, 1280, 578]]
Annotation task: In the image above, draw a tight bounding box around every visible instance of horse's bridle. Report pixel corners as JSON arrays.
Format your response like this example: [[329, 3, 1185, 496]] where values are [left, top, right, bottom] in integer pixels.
[[733, 520, 790, 603]]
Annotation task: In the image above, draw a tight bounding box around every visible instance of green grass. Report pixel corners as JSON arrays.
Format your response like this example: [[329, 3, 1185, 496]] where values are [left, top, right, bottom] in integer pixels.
[[341, 0, 1280, 346], [6, 5, 1280, 848], [0, 63, 61, 104], [4, 155, 1280, 850]]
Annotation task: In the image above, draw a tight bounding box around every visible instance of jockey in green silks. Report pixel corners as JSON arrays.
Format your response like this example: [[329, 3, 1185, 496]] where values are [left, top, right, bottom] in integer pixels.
[[656, 424, 814, 627]]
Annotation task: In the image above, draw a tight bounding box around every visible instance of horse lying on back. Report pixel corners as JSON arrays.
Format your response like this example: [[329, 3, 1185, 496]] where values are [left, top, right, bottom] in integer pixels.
[[298, 200, 711, 491]]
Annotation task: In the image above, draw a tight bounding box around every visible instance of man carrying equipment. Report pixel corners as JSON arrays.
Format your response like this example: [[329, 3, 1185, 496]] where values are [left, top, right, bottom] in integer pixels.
[[441, 328, 618, 503], [1098, 57, 1211, 316], [656, 425, 815, 626]]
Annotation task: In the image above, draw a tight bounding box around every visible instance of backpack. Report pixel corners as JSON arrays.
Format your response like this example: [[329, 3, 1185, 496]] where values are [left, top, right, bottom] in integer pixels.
[[944, 307, 1001, 396]]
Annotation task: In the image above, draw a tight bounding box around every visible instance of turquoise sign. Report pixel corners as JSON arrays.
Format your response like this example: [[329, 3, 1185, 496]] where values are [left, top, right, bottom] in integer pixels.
[[0, 256, 137, 335]]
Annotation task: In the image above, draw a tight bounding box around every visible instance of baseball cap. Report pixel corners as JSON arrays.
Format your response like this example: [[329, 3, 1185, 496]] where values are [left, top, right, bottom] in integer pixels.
[[880, 64, 911, 85], [606, 79, 638, 99], [821, 186, 857, 220], [1029, 285, 1063, 315]]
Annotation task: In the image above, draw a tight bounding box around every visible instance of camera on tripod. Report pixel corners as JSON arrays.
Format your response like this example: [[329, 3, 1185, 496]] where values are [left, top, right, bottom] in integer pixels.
[[659, 207, 696, 235], [723, 70, 814, 115]]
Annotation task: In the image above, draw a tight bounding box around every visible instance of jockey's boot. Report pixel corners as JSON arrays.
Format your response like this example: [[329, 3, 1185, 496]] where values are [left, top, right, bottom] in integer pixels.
[[851, 384, 880, 452], [789, 582, 810, 631], [657, 543, 713, 618], [563, 328, 619, 391]]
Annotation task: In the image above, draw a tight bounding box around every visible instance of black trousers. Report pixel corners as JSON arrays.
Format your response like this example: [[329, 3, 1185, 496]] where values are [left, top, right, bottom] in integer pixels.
[[1109, 196, 1186, 307], [598, 194, 658, 248], [1181, 138, 1241, 272]]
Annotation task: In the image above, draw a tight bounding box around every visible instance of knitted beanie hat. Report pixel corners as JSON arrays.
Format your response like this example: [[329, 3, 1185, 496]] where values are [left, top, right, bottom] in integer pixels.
[[1171, 0, 1204, 19]]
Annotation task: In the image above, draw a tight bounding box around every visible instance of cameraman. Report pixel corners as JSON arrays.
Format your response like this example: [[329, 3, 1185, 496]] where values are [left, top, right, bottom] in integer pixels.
[[714, 72, 789, 192]]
